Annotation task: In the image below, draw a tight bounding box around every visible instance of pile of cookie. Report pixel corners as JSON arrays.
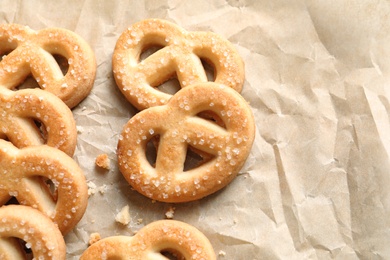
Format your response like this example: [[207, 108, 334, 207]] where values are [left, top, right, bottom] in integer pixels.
[[0, 24, 96, 258], [0, 19, 254, 259]]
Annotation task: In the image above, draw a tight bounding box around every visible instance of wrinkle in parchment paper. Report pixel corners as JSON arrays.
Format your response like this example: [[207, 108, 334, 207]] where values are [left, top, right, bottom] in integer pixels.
[[1, 0, 390, 259]]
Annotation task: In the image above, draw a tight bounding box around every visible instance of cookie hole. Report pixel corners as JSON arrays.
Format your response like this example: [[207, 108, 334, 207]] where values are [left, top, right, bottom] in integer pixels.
[[0, 134, 9, 142], [43, 178, 58, 201], [184, 146, 204, 171], [53, 54, 69, 75], [197, 110, 226, 129], [13, 75, 41, 91], [0, 40, 18, 61], [140, 45, 164, 62], [20, 239, 33, 258], [161, 249, 185, 260], [157, 77, 181, 95], [201, 58, 216, 81], [0, 238, 31, 259], [0, 49, 15, 62], [5, 196, 19, 205], [33, 120, 48, 144], [146, 135, 160, 168], [184, 145, 214, 172]]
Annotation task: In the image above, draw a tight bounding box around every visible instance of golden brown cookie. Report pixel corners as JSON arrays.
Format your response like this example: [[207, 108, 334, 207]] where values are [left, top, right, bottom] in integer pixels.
[[0, 23, 96, 108], [80, 220, 216, 260], [0, 205, 66, 260], [117, 82, 255, 203], [0, 139, 88, 235], [113, 18, 244, 110], [0, 88, 77, 156]]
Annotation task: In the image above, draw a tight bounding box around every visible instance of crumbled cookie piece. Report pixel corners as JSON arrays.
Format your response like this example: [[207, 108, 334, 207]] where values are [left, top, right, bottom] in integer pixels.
[[95, 154, 110, 170], [87, 181, 107, 196], [165, 206, 175, 219], [219, 250, 226, 257], [115, 205, 131, 225], [76, 126, 84, 134], [98, 184, 107, 194], [88, 233, 101, 246], [87, 181, 97, 196]]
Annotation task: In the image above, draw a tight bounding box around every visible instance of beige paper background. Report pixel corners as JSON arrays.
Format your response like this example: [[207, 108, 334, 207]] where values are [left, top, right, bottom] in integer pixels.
[[1, 0, 390, 259]]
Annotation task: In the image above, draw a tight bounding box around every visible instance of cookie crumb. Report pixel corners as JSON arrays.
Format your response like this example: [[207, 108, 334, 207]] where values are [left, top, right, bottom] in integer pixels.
[[115, 205, 131, 225], [76, 126, 84, 134], [165, 206, 175, 219], [218, 250, 226, 256], [87, 181, 107, 196], [88, 233, 101, 246], [95, 154, 110, 170], [137, 218, 143, 224], [98, 184, 107, 194], [87, 181, 97, 196]]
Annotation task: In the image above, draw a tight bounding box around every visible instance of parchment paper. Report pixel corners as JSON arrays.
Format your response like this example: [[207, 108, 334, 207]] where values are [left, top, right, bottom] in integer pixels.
[[1, 0, 390, 259]]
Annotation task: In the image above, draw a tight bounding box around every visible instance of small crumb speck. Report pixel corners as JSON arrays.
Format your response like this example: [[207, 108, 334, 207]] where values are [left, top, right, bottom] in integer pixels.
[[88, 233, 101, 246], [165, 206, 175, 219], [219, 250, 226, 256]]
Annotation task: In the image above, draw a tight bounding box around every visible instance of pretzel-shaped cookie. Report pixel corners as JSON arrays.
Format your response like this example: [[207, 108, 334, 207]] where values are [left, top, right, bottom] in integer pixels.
[[0, 23, 96, 108], [0, 139, 88, 235], [0, 88, 76, 156], [0, 205, 66, 260], [113, 18, 244, 110], [80, 220, 216, 260], [117, 82, 255, 202]]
